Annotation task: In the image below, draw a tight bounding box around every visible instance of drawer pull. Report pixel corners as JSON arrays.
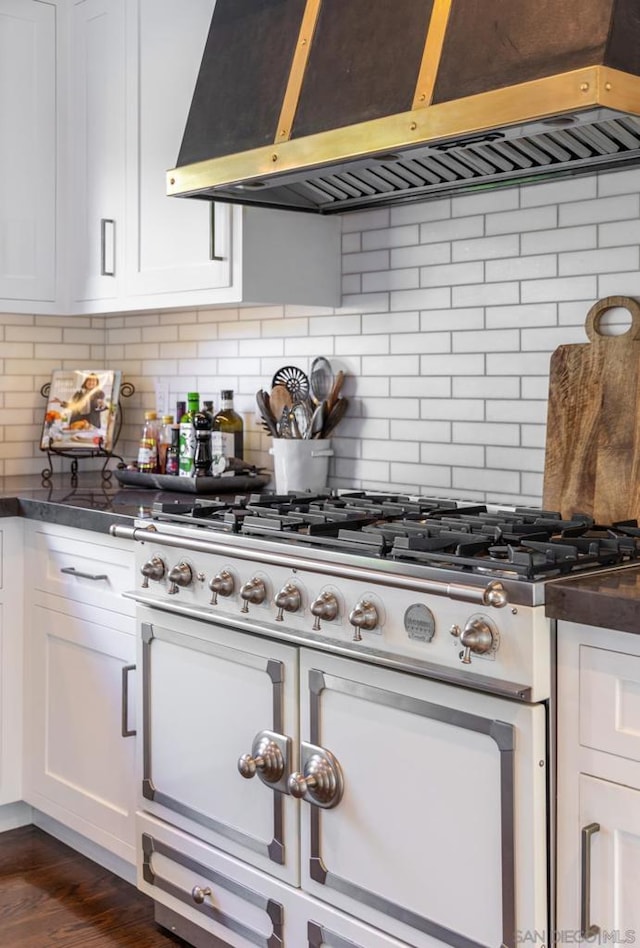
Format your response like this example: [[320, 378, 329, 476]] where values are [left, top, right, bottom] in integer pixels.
[[581, 821, 601, 938], [191, 885, 212, 905], [121, 665, 136, 738], [60, 567, 109, 581]]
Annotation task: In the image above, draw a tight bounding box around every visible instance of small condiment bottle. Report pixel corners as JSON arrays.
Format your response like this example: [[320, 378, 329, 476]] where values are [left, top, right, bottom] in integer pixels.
[[137, 411, 159, 473], [165, 426, 180, 475]]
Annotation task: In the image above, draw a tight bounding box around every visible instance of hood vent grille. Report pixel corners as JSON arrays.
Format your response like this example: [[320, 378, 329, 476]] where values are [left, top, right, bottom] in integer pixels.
[[168, 1, 640, 214], [275, 113, 640, 212]]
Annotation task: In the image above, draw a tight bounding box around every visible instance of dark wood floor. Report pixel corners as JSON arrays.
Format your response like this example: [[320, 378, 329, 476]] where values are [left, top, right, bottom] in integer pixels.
[[0, 825, 189, 947]]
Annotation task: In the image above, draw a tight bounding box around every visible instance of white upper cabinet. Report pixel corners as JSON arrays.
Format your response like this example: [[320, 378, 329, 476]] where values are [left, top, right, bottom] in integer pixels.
[[69, 0, 126, 303], [118, 0, 339, 313], [0, 0, 56, 308]]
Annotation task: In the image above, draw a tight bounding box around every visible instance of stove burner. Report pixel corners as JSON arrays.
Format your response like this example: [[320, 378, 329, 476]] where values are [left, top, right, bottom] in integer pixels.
[[149, 491, 640, 581]]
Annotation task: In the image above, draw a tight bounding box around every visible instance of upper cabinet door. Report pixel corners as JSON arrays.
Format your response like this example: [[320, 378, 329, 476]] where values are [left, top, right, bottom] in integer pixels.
[[124, 0, 233, 299], [0, 0, 56, 304], [70, 0, 126, 302]]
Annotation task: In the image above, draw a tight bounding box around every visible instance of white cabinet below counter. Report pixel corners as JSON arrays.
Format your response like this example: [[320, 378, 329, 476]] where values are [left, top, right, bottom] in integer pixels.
[[22, 521, 137, 868], [0, 519, 24, 807], [556, 621, 640, 938]]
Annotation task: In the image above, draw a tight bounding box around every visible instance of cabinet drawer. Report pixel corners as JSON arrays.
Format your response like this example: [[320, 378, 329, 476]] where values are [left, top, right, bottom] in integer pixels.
[[579, 644, 640, 762], [137, 813, 409, 948], [29, 524, 134, 616]]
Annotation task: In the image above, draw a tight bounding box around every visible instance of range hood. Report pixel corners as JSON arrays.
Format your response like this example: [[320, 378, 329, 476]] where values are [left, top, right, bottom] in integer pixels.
[[168, 0, 640, 214]]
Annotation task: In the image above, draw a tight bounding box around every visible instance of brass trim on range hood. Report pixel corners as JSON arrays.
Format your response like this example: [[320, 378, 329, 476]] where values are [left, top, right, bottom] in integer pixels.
[[169, 0, 640, 215]]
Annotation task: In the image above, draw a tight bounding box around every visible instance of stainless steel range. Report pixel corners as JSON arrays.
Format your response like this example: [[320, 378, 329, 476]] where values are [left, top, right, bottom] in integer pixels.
[[112, 491, 640, 948]]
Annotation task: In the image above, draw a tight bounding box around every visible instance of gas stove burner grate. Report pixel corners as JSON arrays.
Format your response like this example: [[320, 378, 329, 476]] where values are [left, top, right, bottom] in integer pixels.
[[147, 491, 640, 582]]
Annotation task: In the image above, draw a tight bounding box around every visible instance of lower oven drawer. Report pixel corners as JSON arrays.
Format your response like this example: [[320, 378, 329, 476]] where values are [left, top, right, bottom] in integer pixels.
[[138, 812, 411, 948]]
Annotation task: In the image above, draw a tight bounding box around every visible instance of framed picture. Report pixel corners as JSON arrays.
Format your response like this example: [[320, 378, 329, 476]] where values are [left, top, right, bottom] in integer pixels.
[[41, 369, 122, 453]]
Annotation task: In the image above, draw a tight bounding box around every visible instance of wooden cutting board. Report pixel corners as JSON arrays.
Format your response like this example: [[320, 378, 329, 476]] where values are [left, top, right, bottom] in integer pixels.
[[543, 296, 640, 524]]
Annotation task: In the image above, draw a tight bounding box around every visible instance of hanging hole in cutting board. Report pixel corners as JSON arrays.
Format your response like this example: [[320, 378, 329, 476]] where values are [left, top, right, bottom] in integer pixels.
[[595, 307, 632, 336]]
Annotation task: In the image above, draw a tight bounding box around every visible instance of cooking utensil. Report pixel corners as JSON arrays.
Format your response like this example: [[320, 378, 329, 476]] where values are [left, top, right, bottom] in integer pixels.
[[543, 295, 640, 523], [322, 397, 348, 437], [277, 406, 293, 438], [292, 400, 312, 439], [309, 401, 326, 438], [326, 369, 345, 413], [310, 356, 333, 406], [269, 383, 292, 424], [271, 365, 310, 402], [255, 389, 278, 437]]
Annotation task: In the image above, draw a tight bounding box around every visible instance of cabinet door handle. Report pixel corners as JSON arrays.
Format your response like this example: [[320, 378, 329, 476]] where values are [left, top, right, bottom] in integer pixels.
[[580, 821, 600, 938], [121, 664, 136, 737], [60, 567, 109, 581], [209, 203, 224, 261], [100, 217, 116, 276]]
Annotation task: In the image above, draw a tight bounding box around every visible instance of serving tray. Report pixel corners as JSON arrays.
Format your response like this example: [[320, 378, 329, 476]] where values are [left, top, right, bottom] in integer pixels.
[[114, 468, 271, 494]]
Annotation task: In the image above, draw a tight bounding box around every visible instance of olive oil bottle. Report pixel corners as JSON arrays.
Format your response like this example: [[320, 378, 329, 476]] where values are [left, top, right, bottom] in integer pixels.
[[213, 390, 243, 459]]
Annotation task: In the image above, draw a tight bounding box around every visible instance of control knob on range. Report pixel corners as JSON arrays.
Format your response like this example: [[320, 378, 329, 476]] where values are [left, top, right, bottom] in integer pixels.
[[140, 556, 165, 588], [240, 577, 266, 613], [310, 591, 339, 630], [167, 561, 193, 595], [209, 569, 234, 605], [348, 599, 379, 641], [450, 617, 496, 664], [274, 583, 301, 621]]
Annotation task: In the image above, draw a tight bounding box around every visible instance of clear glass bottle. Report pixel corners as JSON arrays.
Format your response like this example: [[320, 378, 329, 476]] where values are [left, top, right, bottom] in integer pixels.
[[179, 392, 200, 477], [213, 390, 243, 459], [137, 411, 159, 473], [158, 414, 174, 474]]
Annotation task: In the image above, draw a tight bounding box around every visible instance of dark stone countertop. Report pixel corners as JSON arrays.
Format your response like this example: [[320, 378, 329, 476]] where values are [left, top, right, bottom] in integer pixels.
[[545, 564, 640, 635], [0, 473, 266, 535]]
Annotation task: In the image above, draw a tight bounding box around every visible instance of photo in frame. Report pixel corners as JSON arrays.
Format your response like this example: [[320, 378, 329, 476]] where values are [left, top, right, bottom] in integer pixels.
[[41, 369, 122, 452]]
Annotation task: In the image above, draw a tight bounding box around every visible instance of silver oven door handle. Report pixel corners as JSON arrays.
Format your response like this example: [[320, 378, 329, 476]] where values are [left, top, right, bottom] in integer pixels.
[[580, 821, 600, 938], [121, 664, 136, 737]]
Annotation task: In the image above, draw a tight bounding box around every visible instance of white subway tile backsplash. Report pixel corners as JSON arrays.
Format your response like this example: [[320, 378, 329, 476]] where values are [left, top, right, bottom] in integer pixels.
[[486, 446, 544, 472], [520, 275, 597, 303], [391, 242, 450, 269], [420, 398, 484, 421], [391, 286, 451, 311], [391, 332, 450, 354], [391, 198, 450, 227], [486, 303, 556, 329], [452, 329, 519, 353], [452, 421, 519, 445], [363, 225, 419, 250], [559, 246, 639, 276], [486, 205, 557, 235], [4, 167, 640, 506], [520, 176, 597, 207], [452, 234, 519, 262], [486, 254, 557, 283], [391, 377, 451, 398], [560, 194, 640, 226], [521, 224, 596, 256], [363, 269, 419, 292]]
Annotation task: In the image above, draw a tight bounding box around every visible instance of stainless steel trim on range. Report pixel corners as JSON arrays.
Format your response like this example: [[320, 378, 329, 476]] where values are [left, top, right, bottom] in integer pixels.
[[129, 591, 532, 702], [304, 668, 516, 948], [142, 833, 284, 948], [141, 621, 286, 865], [110, 523, 512, 608]]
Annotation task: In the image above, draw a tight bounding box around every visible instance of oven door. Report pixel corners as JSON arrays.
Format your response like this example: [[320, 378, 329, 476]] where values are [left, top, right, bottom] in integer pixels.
[[137, 606, 300, 885], [296, 648, 548, 948]]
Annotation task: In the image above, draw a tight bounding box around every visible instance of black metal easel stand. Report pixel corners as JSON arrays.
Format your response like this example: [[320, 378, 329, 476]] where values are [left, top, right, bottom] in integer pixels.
[[40, 381, 135, 486]]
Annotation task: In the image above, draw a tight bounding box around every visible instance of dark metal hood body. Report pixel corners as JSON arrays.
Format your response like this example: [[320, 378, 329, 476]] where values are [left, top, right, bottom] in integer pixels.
[[168, 0, 640, 214]]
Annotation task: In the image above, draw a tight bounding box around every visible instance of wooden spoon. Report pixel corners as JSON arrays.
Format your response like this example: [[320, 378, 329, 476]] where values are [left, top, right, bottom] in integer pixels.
[[255, 389, 278, 437], [326, 370, 345, 413], [322, 396, 348, 437], [269, 383, 292, 424]]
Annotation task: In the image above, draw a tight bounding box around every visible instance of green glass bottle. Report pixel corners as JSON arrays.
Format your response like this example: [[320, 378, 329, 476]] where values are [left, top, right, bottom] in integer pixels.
[[213, 390, 243, 459], [178, 392, 199, 477]]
